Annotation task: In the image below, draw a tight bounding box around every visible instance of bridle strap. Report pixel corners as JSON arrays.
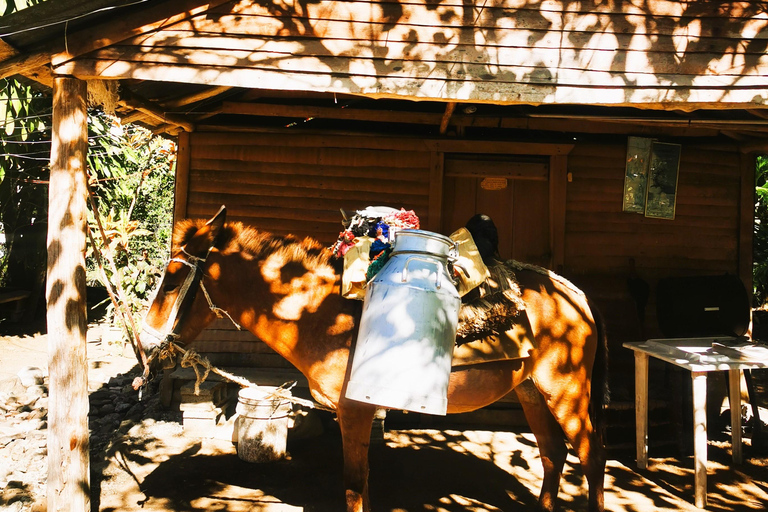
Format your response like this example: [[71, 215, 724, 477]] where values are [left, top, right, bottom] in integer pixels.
[[141, 240, 242, 355], [140, 255, 204, 350]]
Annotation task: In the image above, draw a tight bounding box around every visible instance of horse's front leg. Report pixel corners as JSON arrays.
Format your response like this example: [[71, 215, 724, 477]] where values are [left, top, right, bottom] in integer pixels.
[[337, 398, 377, 512]]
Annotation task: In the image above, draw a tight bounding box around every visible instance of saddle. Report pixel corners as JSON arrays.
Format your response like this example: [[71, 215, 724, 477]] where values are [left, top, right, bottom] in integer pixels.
[[452, 260, 536, 367]]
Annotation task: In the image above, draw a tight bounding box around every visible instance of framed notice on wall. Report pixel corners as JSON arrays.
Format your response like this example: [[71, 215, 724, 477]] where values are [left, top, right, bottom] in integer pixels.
[[622, 137, 652, 213], [644, 142, 682, 220]]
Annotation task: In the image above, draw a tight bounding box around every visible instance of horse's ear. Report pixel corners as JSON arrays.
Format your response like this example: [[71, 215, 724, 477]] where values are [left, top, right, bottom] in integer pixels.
[[184, 206, 226, 256], [206, 205, 226, 242]]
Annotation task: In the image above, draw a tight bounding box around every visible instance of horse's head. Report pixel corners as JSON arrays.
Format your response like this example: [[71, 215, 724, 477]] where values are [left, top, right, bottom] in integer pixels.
[[139, 205, 227, 373]]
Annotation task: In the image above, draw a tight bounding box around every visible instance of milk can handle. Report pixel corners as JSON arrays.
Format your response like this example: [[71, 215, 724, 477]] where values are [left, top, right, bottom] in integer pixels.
[[402, 256, 442, 288]]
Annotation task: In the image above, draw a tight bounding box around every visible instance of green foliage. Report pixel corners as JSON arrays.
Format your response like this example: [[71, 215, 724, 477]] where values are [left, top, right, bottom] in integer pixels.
[[0, 78, 51, 292], [754, 155, 768, 307], [85, 114, 176, 322], [0, 76, 176, 327]]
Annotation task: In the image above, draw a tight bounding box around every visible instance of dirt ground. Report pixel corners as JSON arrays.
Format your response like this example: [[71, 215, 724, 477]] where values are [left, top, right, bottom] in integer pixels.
[[1, 329, 767, 512]]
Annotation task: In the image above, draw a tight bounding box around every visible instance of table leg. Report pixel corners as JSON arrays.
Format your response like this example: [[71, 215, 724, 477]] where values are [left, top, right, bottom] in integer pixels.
[[692, 371, 707, 509], [728, 369, 742, 464], [635, 351, 649, 469]]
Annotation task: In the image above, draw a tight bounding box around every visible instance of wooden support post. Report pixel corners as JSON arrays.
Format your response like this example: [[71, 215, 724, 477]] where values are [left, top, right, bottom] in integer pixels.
[[549, 155, 568, 272], [174, 131, 192, 224], [427, 151, 444, 232], [47, 75, 90, 512], [729, 369, 743, 464], [634, 351, 649, 470], [692, 371, 708, 509], [738, 152, 754, 308]]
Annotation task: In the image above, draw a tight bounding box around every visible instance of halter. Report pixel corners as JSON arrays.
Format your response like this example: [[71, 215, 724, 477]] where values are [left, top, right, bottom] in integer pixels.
[[136, 240, 242, 394]]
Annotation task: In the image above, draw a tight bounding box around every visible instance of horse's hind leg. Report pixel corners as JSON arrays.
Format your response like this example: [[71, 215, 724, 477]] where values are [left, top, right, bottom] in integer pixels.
[[531, 372, 606, 512], [337, 399, 377, 512], [515, 379, 568, 512]]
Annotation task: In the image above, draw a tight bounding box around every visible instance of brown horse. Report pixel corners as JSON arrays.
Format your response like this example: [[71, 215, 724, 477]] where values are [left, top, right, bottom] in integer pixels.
[[141, 206, 607, 512]]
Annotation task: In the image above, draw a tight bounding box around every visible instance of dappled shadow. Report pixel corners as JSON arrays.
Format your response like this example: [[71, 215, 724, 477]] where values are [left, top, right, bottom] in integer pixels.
[[91, 422, 768, 511], [58, 0, 768, 106], [611, 441, 768, 511], [99, 427, 544, 511]]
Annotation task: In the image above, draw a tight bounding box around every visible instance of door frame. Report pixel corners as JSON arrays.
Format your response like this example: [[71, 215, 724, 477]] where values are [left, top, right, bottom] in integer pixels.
[[425, 141, 573, 272]]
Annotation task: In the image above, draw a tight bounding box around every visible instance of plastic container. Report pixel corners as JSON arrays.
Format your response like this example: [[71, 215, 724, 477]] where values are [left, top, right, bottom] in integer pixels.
[[345, 229, 461, 415], [235, 386, 291, 462]]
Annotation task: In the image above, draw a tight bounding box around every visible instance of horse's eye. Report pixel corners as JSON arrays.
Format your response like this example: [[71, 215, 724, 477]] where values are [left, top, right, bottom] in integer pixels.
[[163, 283, 180, 294]]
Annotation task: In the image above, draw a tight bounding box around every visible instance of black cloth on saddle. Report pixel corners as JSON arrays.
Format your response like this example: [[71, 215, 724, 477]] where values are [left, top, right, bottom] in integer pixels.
[[465, 213, 500, 264], [456, 261, 525, 345]]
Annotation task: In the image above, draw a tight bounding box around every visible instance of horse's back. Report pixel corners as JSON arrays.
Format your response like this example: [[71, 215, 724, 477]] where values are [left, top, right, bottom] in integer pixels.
[[513, 263, 597, 349]]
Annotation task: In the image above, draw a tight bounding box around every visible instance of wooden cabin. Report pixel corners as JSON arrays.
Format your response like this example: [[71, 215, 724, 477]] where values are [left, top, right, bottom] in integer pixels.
[[2, 0, 768, 433]]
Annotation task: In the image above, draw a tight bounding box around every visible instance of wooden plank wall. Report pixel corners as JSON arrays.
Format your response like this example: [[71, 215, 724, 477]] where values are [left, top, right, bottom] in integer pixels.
[[185, 131, 431, 243], [185, 131, 746, 381], [60, 0, 768, 107], [564, 140, 742, 383], [566, 142, 740, 279]]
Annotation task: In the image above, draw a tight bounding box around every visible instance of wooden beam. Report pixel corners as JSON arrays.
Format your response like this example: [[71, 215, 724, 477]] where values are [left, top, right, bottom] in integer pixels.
[[162, 85, 233, 108], [218, 101, 763, 136], [747, 109, 768, 120], [118, 92, 194, 132], [0, 51, 51, 81], [22, 65, 53, 88], [0, 39, 18, 62], [221, 101, 445, 125], [428, 151, 444, 232], [526, 113, 768, 132], [47, 75, 90, 512], [119, 111, 151, 125], [549, 155, 568, 273], [439, 102, 457, 134], [51, 0, 234, 67], [0, 0, 232, 81], [174, 131, 192, 222], [738, 152, 755, 305]]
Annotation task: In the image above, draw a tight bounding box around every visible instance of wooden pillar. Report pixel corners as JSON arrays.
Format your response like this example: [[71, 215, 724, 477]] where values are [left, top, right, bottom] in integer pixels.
[[427, 151, 444, 232], [173, 131, 191, 224], [634, 351, 649, 469], [738, 152, 755, 306], [549, 154, 568, 273], [47, 75, 90, 512]]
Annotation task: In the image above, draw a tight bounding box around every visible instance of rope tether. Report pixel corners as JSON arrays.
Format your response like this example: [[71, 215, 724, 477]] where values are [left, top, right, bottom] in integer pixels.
[[155, 342, 334, 412]]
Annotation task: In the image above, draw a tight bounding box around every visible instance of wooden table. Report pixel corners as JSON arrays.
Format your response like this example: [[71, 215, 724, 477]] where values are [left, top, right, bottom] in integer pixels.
[[624, 337, 768, 508]]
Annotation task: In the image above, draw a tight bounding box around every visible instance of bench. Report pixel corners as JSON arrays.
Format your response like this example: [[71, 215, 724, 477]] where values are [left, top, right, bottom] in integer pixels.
[[0, 289, 31, 322]]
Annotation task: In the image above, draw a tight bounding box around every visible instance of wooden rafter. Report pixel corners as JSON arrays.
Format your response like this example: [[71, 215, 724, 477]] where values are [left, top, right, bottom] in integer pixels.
[[51, 0, 234, 67], [218, 100, 768, 134], [161, 85, 233, 108], [0, 39, 18, 61], [119, 90, 194, 132], [0, 0, 233, 82], [439, 102, 457, 134]]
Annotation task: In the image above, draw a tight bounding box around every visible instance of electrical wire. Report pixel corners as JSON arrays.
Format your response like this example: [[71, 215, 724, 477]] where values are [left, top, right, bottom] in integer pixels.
[[1, 153, 50, 160], [0, 0, 153, 38]]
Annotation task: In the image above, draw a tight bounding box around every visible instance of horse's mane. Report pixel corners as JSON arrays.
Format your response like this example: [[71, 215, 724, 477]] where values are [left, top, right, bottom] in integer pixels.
[[173, 218, 336, 271]]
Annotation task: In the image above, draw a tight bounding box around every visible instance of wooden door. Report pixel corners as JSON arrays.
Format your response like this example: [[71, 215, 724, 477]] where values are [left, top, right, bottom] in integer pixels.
[[441, 155, 551, 267]]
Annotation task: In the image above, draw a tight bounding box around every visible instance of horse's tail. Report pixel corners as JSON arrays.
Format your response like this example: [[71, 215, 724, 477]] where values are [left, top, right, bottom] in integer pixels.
[[588, 298, 609, 445]]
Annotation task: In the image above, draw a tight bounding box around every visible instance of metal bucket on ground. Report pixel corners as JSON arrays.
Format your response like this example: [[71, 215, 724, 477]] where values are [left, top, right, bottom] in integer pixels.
[[235, 386, 292, 462], [345, 229, 461, 416]]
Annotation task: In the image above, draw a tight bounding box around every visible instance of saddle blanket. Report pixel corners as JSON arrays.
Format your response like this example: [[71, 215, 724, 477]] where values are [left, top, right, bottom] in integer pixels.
[[452, 310, 535, 367]]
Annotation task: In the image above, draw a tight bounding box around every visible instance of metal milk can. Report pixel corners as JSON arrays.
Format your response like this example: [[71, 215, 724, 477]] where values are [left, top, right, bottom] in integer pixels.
[[345, 229, 461, 415]]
